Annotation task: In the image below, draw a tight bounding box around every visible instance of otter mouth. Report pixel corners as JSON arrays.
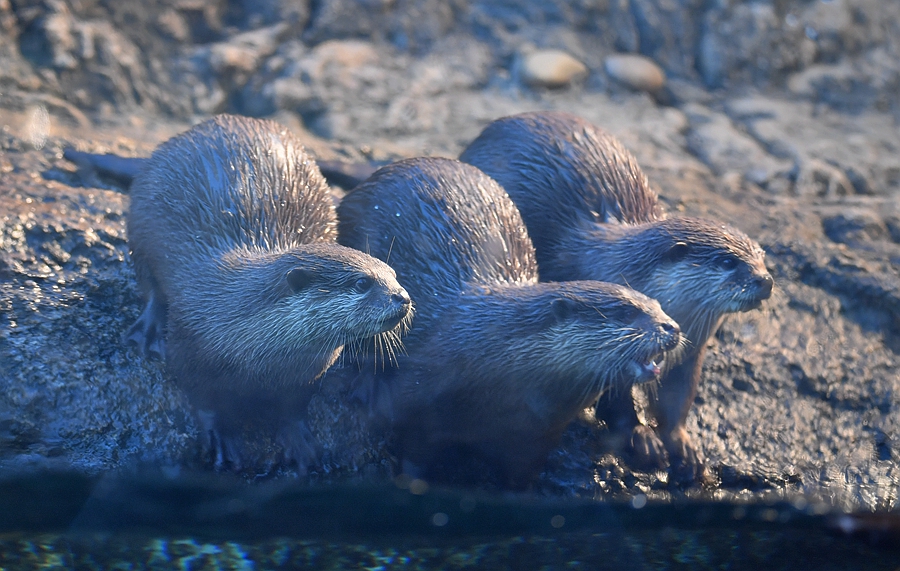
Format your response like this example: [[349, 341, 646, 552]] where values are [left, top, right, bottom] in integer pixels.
[[741, 299, 763, 312], [736, 296, 767, 313], [629, 354, 663, 384], [376, 303, 414, 334], [377, 310, 409, 333]]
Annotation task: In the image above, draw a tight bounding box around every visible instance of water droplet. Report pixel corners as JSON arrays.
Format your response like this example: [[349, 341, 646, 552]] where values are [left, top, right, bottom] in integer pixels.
[[432, 512, 449, 526]]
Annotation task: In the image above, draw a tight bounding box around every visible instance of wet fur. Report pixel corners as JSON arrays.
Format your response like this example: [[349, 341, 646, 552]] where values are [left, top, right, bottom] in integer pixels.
[[460, 111, 773, 481], [338, 157, 682, 488], [127, 115, 412, 472]]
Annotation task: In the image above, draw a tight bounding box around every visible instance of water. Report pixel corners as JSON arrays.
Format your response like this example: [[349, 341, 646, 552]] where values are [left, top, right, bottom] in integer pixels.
[[0, 472, 896, 570]]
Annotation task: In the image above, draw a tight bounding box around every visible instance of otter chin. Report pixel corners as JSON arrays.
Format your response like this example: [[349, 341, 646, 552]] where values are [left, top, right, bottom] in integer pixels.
[[126, 114, 412, 474], [460, 110, 773, 482], [337, 157, 682, 489]]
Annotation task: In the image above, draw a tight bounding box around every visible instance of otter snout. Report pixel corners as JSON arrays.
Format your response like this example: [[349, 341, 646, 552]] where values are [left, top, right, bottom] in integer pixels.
[[392, 288, 412, 308], [381, 286, 414, 332], [755, 273, 774, 300], [738, 271, 774, 312], [658, 320, 682, 352]]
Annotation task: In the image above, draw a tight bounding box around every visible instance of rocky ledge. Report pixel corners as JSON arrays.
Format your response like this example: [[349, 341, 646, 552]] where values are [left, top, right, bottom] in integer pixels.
[[0, 0, 898, 510]]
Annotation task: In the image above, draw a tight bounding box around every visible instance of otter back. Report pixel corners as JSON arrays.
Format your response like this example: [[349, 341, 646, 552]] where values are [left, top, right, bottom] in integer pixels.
[[460, 111, 663, 257], [339, 157, 538, 333], [337, 157, 681, 488]]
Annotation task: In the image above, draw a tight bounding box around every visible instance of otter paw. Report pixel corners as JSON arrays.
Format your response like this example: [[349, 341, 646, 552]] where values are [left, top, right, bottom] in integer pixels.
[[628, 425, 669, 470], [202, 429, 246, 472], [276, 420, 321, 474], [125, 294, 167, 360], [665, 428, 705, 484], [196, 409, 246, 472]]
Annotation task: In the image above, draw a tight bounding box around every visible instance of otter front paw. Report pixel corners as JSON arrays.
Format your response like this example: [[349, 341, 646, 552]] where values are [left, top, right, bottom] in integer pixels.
[[628, 424, 669, 470], [664, 427, 706, 484], [197, 410, 248, 472], [276, 420, 321, 474]]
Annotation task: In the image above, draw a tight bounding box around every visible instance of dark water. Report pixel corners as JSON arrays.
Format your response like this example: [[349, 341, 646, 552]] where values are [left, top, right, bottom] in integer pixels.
[[0, 472, 897, 570]]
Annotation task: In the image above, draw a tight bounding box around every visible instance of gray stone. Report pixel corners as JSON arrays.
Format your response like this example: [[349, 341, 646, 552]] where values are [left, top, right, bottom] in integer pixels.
[[604, 53, 666, 93], [518, 49, 588, 88]]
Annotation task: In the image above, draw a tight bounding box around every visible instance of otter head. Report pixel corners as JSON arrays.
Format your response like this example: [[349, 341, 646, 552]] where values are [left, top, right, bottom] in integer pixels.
[[585, 217, 773, 345], [200, 243, 413, 386], [284, 246, 412, 336], [544, 282, 683, 390], [463, 282, 683, 411]]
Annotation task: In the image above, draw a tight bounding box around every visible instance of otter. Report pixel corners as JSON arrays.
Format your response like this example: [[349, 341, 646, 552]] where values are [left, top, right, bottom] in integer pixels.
[[337, 157, 682, 488], [126, 114, 412, 472], [460, 111, 773, 481]]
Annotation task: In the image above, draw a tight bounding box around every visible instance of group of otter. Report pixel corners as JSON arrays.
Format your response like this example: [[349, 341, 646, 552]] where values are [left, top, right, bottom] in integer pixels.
[[67, 111, 773, 489]]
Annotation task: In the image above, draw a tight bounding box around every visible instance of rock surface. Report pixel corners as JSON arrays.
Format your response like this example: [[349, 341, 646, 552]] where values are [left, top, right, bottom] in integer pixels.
[[0, 0, 898, 511]]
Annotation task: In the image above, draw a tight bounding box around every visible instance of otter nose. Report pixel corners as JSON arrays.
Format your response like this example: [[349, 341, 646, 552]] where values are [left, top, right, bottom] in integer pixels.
[[660, 321, 679, 336], [659, 321, 681, 351], [756, 274, 774, 299], [392, 289, 411, 307]]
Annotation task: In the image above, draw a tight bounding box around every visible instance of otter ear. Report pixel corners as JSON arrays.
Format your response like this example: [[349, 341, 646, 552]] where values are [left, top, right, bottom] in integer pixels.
[[664, 242, 690, 263], [551, 297, 577, 322], [286, 268, 316, 293]]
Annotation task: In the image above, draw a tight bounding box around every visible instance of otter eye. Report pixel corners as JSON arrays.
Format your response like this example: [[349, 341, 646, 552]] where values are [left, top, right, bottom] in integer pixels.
[[665, 242, 690, 263], [286, 268, 315, 293], [354, 276, 375, 292], [621, 306, 641, 322], [717, 256, 738, 270]]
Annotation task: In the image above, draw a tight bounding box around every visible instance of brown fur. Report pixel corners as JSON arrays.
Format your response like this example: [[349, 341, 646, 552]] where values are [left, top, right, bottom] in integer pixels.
[[127, 114, 412, 472], [338, 157, 682, 488], [460, 111, 773, 481]]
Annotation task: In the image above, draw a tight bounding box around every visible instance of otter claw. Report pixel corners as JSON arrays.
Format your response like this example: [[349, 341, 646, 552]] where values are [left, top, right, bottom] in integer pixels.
[[276, 420, 321, 474], [628, 424, 669, 470], [126, 293, 167, 360], [665, 429, 706, 484]]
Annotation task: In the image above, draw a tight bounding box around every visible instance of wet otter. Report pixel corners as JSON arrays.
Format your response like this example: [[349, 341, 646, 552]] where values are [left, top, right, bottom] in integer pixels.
[[460, 111, 773, 481], [127, 114, 412, 472], [338, 157, 682, 488]]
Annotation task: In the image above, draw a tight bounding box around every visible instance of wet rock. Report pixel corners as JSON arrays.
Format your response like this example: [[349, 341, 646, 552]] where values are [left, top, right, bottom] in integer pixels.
[[304, 39, 381, 82], [697, 2, 811, 88], [304, 0, 458, 52], [0, 129, 196, 473], [0, 0, 898, 512], [821, 209, 891, 245], [205, 24, 289, 80], [684, 103, 792, 187], [225, 0, 311, 30], [604, 53, 665, 94], [518, 49, 588, 88], [726, 96, 900, 197]]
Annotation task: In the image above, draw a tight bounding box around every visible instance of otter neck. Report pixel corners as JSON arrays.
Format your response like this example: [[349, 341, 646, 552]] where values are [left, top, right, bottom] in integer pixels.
[[542, 220, 637, 284]]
